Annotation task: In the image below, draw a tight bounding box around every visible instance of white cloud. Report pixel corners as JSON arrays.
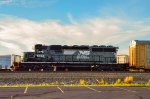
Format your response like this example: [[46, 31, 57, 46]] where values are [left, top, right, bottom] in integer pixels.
[[0, 0, 12, 5], [0, 15, 150, 55], [67, 13, 78, 25], [0, 0, 57, 7]]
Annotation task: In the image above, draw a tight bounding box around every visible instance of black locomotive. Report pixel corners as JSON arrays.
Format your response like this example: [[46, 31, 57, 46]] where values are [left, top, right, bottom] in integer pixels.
[[17, 44, 127, 71]]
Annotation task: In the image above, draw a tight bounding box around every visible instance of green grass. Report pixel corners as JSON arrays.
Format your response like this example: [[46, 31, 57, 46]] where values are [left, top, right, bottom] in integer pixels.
[[0, 83, 150, 88]]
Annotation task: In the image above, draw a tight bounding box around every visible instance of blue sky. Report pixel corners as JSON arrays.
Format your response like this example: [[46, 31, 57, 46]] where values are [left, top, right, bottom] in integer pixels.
[[1, 0, 150, 21], [0, 0, 150, 55]]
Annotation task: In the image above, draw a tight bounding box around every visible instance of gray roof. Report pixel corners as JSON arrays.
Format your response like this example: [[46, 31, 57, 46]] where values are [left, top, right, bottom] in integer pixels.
[[134, 40, 150, 44]]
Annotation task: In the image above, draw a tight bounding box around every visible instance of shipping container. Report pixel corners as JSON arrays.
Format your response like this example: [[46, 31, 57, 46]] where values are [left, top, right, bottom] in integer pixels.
[[117, 55, 129, 64], [129, 40, 150, 70], [0, 55, 21, 70]]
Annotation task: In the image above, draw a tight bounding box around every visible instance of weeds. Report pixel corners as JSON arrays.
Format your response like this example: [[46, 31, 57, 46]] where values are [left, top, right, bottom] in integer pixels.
[[123, 76, 133, 84], [0, 76, 150, 87], [115, 79, 121, 85]]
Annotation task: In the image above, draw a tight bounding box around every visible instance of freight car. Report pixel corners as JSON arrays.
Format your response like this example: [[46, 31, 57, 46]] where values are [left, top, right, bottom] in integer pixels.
[[129, 40, 150, 71], [0, 55, 21, 71], [16, 44, 127, 71]]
